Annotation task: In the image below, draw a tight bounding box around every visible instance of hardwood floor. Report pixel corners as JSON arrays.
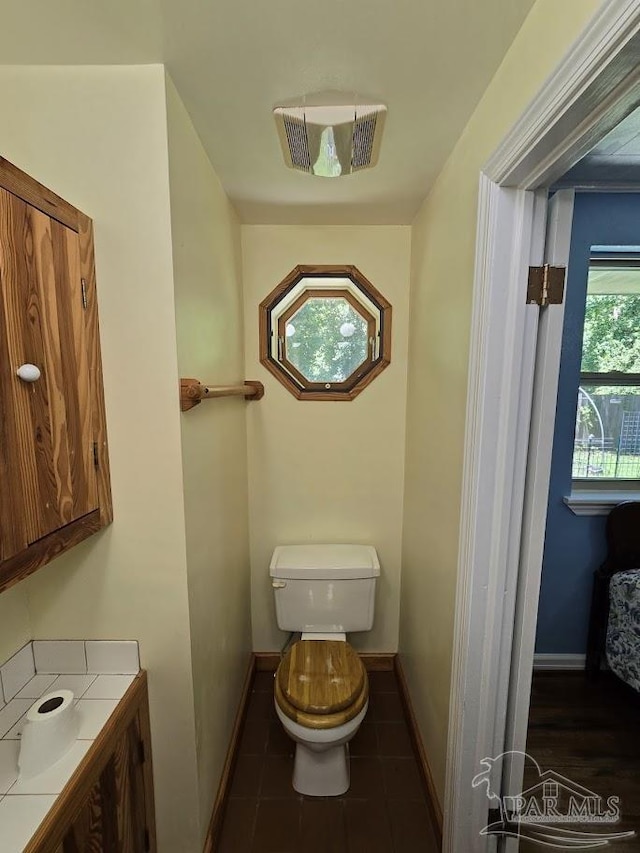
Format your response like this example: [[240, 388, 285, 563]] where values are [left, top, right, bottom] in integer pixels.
[[522, 671, 640, 852]]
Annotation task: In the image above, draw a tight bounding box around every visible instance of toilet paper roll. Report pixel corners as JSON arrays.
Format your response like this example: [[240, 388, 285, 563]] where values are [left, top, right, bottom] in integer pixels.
[[18, 690, 79, 779]]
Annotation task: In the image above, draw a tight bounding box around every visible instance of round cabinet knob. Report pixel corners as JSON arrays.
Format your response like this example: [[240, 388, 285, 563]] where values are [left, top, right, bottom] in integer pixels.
[[16, 363, 41, 383]]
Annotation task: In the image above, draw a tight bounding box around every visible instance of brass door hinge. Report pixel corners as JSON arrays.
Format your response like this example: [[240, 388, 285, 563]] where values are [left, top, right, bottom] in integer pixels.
[[92, 442, 99, 468], [527, 264, 565, 306], [81, 278, 88, 309]]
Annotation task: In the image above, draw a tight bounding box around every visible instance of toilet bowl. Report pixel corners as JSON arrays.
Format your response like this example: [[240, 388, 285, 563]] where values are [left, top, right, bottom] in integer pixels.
[[274, 638, 368, 796]]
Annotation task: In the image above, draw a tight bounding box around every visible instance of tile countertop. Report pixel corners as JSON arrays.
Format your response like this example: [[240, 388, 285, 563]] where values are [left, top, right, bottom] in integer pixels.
[[0, 640, 140, 852]]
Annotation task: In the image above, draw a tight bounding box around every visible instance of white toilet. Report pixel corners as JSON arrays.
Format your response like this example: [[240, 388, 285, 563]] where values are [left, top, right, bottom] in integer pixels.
[[270, 543, 380, 796]]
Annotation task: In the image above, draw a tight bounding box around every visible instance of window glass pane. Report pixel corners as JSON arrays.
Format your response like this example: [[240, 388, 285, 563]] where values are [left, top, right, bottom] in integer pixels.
[[582, 265, 640, 372], [573, 385, 640, 479], [285, 297, 369, 383]]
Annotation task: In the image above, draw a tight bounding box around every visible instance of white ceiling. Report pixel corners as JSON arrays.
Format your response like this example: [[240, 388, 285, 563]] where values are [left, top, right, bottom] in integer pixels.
[[0, 0, 537, 224]]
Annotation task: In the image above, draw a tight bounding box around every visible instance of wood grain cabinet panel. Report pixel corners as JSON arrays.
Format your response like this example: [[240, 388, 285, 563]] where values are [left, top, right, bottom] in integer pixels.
[[0, 158, 111, 590], [60, 774, 117, 852]]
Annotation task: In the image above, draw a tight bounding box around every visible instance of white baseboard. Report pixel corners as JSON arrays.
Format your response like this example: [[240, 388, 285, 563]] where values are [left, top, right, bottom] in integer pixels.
[[533, 653, 586, 670]]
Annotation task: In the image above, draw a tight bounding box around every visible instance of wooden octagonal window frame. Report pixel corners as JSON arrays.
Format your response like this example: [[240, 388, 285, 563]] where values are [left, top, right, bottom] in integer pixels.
[[259, 265, 392, 401]]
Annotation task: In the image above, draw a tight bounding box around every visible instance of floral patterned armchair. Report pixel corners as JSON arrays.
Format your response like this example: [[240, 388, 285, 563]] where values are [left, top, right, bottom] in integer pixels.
[[606, 569, 640, 692], [586, 501, 640, 692]]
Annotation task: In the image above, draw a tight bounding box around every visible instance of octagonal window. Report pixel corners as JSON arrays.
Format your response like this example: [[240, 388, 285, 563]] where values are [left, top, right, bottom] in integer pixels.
[[259, 265, 391, 400]]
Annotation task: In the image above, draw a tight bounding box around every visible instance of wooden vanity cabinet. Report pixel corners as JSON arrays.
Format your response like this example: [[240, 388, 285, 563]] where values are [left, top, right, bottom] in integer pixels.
[[25, 671, 156, 853], [0, 158, 112, 592]]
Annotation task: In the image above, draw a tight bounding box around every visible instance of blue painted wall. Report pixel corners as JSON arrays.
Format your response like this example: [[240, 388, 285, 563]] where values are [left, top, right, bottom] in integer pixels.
[[535, 193, 640, 654]]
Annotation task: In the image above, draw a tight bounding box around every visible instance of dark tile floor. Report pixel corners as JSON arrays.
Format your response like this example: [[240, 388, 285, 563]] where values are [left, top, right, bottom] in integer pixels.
[[217, 669, 440, 852]]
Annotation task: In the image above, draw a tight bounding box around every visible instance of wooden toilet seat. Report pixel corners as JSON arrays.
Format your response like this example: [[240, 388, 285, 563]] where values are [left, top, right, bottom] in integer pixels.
[[275, 640, 368, 730]]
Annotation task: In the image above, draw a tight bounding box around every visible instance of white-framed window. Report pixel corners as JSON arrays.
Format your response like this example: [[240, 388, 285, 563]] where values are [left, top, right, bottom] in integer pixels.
[[571, 249, 640, 492]]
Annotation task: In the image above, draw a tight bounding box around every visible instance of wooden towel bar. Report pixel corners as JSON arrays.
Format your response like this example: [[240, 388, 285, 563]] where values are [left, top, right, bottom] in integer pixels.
[[180, 378, 264, 411]]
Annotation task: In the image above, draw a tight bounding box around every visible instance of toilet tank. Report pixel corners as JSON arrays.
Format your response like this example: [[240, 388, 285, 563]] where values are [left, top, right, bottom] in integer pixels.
[[270, 544, 380, 633]]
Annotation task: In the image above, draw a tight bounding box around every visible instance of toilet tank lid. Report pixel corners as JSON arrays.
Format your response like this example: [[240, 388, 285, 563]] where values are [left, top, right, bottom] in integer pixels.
[[270, 544, 380, 579]]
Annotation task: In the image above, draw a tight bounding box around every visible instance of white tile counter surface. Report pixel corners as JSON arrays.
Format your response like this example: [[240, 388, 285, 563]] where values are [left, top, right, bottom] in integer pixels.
[[0, 640, 140, 852]]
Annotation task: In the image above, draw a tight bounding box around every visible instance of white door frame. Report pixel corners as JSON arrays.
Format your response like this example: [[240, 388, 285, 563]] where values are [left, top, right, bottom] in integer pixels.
[[445, 3, 640, 852], [500, 188, 575, 853]]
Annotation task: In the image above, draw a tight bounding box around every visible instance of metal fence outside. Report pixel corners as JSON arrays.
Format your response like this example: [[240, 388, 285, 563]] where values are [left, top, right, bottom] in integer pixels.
[[573, 430, 640, 480], [574, 396, 640, 479]]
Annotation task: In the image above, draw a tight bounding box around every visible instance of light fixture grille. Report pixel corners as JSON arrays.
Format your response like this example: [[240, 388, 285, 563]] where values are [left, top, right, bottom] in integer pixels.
[[351, 113, 378, 170], [282, 115, 311, 172]]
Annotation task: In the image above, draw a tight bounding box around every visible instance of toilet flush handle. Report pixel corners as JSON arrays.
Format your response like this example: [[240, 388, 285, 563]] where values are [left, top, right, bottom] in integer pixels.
[[271, 580, 287, 589]]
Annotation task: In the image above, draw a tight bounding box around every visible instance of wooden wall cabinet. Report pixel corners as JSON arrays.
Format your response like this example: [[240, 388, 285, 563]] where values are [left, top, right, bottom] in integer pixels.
[[0, 158, 112, 593], [25, 672, 156, 853]]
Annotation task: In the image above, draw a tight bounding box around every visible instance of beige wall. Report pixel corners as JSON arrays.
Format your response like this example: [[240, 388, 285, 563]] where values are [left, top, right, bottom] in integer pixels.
[[0, 588, 31, 664], [0, 65, 201, 851], [401, 0, 601, 804], [166, 76, 252, 847], [242, 226, 411, 652]]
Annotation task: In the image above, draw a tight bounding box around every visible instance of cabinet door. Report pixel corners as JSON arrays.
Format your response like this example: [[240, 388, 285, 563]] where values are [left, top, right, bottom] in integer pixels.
[[60, 717, 148, 853], [61, 769, 118, 852], [113, 715, 149, 852], [0, 187, 98, 560]]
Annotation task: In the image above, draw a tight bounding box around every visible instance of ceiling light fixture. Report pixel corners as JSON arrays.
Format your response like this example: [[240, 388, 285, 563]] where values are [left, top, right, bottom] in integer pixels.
[[273, 96, 387, 178]]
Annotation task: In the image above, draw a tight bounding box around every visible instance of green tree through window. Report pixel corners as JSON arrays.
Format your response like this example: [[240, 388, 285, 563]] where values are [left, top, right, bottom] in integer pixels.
[[286, 297, 368, 383], [582, 294, 640, 373]]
